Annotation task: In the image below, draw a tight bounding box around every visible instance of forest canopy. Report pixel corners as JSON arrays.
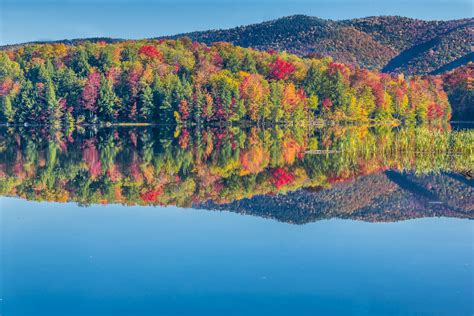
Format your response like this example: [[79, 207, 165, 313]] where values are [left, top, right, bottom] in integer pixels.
[[0, 39, 452, 126]]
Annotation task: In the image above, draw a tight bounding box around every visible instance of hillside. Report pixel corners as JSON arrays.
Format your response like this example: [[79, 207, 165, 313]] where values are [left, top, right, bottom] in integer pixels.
[[2, 15, 471, 76], [1, 15, 472, 120], [163, 15, 473, 75], [0, 15, 474, 74], [442, 63, 474, 121]]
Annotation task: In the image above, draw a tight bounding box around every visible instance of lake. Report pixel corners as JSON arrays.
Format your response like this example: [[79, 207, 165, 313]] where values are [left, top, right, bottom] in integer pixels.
[[0, 125, 473, 316]]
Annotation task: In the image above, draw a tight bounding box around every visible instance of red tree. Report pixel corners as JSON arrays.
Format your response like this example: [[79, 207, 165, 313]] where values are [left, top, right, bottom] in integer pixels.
[[139, 45, 162, 60], [140, 187, 163, 203], [0, 78, 13, 96], [322, 98, 333, 111], [82, 139, 102, 178], [271, 168, 295, 189], [427, 103, 444, 120], [269, 57, 295, 80], [81, 72, 101, 113], [179, 100, 190, 121]]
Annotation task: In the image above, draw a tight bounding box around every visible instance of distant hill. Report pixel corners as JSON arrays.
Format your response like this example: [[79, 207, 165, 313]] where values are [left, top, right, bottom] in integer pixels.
[[2, 15, 471, 75], [162, 15, 473, 75], [197, 171, 474, 224]]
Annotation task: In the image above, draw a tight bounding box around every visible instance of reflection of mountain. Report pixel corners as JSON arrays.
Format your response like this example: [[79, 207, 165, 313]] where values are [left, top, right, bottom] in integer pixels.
[[198, 171, 474, 224], [0, 125, 472, 222]]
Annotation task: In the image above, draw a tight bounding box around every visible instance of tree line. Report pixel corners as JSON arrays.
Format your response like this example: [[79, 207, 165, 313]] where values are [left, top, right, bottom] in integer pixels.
[[0, 39, 452, 126]]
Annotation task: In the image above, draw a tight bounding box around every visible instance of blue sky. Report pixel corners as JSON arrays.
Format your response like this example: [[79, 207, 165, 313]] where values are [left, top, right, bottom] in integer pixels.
[[1, 0, 471, 45]]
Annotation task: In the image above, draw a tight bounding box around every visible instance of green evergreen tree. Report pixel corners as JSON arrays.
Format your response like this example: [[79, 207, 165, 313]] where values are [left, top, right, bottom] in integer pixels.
[[303, 63, 323, 97], [72, 47, 90, 77], [97, 75, 118, 122], [242, 52, 257, 73], [0, 96, 14, 123], [45, 80, 61, 123], [193, 89, 204, 124], [97, 46, 115, 72], [139, 85, 154, 121]]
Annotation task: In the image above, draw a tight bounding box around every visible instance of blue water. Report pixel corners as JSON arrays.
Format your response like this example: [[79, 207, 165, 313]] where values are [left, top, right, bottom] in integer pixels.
[[0, 197, 473, 316]]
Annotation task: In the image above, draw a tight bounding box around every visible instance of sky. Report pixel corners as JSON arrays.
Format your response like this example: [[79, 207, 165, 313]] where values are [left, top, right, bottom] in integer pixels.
[[0, 0, 472, 45]]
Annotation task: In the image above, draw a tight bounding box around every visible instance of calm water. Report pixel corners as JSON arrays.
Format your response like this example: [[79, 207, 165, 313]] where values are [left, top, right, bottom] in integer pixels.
[[0, 125, 473, 315], [1, 198, 473, 316]]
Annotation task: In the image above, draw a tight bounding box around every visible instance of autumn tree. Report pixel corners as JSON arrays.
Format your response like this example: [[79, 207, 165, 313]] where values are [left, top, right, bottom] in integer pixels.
[[81, 71, 101, 121], [240, 74, 269, 121], [269, 57, 295, 80]]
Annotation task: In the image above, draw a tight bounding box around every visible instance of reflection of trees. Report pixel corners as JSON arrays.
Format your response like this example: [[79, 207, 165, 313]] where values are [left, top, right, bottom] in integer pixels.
[[0, 125, 472, 208]]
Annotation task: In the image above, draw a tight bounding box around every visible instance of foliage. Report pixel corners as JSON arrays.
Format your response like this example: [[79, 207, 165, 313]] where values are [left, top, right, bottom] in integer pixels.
[[442, 63, 473, 121], [0, 125, 471, 207], [0, 41, 451, 125], [162, 15, 473, 74]]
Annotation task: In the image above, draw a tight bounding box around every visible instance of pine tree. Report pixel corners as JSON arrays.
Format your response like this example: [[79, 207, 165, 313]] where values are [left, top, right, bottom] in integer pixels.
[[303, 63, 323, 97], [193, 89, 204, 124], [139, 85, 154, 121], [242, 52, 257, 73], [45, 80, 61, 123], [72, 47, 90, 77], [0, 95, 14, 123], [97, 75, 118, 122]]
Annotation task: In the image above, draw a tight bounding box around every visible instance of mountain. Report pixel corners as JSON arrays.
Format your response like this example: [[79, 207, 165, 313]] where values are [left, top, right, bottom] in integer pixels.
[[162, 15, 473, 75], [2, 15, 471, 75], [197, 171, 474, 224], [2, 15, 472, 119]]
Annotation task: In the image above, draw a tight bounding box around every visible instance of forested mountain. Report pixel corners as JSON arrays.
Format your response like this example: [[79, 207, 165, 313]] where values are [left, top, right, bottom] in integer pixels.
[[1, 15, 471, 122], [163, 15, 473, 75], [2, 15, 470, 76]]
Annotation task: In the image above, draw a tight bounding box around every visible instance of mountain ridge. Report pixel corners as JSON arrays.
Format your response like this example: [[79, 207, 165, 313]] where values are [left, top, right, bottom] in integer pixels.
[[160, 15, 473, 74], [2, 15, 472, 75]]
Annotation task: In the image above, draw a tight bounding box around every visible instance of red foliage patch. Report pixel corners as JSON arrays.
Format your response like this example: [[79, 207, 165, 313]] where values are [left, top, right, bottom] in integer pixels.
[[82, 139, 102, 178], [0, 78, 13, 96], [427, 103, 445, 120], [269, 57, 295, 80], [179, 100, 190, 121], [327, 62, 351, 81], [322, 98, 333, 110], [271, 168, 295, 189], [179, 128, 190, 149], [140, 187, 163, 203], [138, 45, 162, 60], [81, 72, 101, 112]]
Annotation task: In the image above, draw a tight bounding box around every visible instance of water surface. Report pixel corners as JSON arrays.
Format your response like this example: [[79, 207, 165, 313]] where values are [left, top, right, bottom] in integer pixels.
[[1, 198, 472, 316], [0, 125, 473, 315]]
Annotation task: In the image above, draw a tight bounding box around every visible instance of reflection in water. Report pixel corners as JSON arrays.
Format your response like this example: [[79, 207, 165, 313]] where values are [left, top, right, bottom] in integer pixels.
[[1, 125, 473, 316], [0, 125, 472, 222]]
